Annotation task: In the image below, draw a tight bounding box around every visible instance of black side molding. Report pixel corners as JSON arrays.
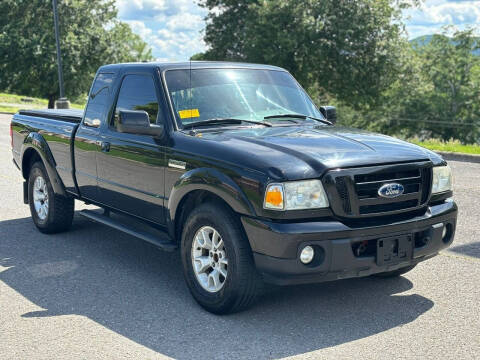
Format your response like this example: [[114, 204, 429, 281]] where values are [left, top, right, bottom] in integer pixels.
[[79, 210, 177, 252]]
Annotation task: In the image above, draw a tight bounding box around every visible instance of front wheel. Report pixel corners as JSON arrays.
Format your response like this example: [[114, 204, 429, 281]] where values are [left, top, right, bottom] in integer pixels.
[[181, 202, 262, 314], [28, 161, 74, 234]]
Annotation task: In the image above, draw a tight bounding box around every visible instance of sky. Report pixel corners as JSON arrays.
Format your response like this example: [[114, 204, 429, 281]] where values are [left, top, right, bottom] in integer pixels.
[[115, 0, 480, 61]]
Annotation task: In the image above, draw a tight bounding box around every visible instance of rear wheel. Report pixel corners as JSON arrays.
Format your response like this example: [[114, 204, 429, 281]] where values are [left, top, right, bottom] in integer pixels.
[[374, 264, 416, 278], [28, 162, 74, 233], [181, 202, 262, 314]]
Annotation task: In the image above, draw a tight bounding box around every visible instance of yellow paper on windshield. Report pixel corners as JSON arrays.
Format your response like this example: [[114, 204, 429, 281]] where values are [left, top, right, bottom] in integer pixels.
[[179, 109, 200, 119]]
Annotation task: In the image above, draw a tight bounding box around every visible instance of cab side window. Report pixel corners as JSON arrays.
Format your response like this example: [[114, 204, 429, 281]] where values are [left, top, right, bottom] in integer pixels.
[[113, 75, 160, 128], [83, 73, 114, 128]]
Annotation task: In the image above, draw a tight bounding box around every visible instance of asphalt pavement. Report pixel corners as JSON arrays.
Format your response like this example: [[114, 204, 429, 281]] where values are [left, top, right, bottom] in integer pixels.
[[0, 113, 479, 359]]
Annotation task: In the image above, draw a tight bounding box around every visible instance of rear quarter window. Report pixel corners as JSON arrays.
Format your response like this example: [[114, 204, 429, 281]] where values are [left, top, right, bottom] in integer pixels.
[[83, 73, 115, 127]]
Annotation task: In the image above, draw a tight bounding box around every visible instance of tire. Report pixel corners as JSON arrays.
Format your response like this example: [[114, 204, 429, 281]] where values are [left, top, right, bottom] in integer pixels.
[[373, 264, 416, 278], [28, 161, 74, 234], [181, 202, 262, 314]]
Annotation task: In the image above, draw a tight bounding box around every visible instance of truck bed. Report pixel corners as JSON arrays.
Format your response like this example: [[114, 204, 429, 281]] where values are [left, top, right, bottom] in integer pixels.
[[11, 108, 83, 196], [18, 108, 84, 123]]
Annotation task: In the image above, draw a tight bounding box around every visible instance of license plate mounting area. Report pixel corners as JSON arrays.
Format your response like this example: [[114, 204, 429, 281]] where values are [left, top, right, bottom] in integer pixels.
[[376, 235, 413, 266]]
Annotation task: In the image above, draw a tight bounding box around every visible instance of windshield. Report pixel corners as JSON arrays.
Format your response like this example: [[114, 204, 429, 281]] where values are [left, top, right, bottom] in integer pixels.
[[164, 68, 323, 127]]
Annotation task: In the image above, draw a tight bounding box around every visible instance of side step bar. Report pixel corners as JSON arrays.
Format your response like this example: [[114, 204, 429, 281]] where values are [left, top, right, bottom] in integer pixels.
[[79, 210, 177, 252]]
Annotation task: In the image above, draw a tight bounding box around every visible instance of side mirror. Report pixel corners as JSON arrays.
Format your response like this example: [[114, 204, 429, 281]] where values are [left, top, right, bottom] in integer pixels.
[[320, 106, 337, 124], [117, 110, 163, 137]]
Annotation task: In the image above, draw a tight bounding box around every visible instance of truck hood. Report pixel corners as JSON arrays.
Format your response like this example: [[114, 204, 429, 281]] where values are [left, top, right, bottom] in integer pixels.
[[192, 125, 443, 180]]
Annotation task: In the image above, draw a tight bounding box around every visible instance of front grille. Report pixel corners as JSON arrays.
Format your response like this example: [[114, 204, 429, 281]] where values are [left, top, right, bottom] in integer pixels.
[[359, 199, 418, 214], [324, 162, 432, 218], [354, 169, 420, 184], [421, 168, 432, 203], [335, 176, 351, 214], [355, 172, 421, 200]]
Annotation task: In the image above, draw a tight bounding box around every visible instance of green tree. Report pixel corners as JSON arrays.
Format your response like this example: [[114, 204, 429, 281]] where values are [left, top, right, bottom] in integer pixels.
[[0, 0, 153, 108], [415, 29, 480, 142], [197, 0, 419, 109], [107, 22, 154, 63], [340, 29, 480, 143]]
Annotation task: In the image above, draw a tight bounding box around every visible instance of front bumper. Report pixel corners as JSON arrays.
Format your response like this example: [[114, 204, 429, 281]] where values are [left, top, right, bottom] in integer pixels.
[[241, 200, 457, 285]]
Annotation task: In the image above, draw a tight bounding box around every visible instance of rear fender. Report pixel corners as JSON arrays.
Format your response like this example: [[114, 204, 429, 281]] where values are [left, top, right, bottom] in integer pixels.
[[21, 132, 67, 196]]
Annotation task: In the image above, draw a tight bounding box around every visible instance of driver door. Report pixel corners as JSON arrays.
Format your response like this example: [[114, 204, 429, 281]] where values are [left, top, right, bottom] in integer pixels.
[[96, 70, 167, 225]]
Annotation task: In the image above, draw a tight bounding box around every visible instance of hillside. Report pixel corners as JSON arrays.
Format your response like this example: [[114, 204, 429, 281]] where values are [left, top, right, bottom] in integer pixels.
[[410, 34, 480, 55]]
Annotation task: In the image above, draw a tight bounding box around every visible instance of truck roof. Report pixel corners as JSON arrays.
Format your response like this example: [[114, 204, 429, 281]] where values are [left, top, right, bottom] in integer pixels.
[[98, 61, 287, 73]]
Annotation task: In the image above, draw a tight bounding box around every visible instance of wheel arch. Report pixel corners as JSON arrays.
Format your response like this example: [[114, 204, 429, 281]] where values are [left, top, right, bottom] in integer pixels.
[[167, 168, 257, 242]]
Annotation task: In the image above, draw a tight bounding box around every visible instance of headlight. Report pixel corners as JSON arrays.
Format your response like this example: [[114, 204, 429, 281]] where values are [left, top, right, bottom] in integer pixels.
[[264, 180, 329, 210], [432, 165, 452, 194]]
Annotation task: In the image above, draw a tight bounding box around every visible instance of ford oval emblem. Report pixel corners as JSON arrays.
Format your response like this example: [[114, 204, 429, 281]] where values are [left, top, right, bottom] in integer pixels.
[[378, 183, 404, 198]]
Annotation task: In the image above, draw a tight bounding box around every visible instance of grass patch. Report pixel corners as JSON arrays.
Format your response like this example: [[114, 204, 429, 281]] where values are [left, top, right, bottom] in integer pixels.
[[70, 103, 85, 110], [0, 92, 84, 113], [410, 139, 480, 155], [0, 92, 48, 106], [0, 105, 21, 113]]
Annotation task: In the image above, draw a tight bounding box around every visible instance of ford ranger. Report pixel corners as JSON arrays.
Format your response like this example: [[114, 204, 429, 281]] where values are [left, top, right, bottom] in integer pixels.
[[10, 62, 457, 314]]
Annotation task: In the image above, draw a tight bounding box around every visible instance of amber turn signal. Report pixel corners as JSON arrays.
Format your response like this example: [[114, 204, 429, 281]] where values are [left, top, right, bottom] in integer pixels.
[[264, 184, 284, 210]]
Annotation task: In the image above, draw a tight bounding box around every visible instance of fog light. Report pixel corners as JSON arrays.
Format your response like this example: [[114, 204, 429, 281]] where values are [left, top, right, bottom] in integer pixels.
[[442, 223, 453, 244], [300, 246, 315, 264]]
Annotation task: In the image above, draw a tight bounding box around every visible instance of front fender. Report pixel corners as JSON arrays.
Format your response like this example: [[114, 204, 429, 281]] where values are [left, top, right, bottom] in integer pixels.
[[21, 132, 67, 196], [167, 167, 257, 229]]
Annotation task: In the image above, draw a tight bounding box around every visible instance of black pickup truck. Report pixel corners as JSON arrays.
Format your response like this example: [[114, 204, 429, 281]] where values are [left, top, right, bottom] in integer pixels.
[[11, 62, 457, 314]]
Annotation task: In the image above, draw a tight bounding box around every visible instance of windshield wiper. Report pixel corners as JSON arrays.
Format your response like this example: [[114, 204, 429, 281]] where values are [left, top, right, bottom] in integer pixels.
[[182, 118, 272, 130], [264, 113, 332, 126]]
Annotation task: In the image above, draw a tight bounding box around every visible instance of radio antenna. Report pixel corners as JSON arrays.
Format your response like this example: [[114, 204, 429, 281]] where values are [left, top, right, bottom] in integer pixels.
[[189, 57, 192, 119]]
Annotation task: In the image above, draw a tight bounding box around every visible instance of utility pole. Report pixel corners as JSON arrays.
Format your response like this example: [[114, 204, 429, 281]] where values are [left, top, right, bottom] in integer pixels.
[[52, 0, 69, 109]]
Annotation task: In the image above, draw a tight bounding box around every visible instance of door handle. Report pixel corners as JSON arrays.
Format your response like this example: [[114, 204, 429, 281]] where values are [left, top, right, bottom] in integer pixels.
[[101, 141, 110, 152]]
